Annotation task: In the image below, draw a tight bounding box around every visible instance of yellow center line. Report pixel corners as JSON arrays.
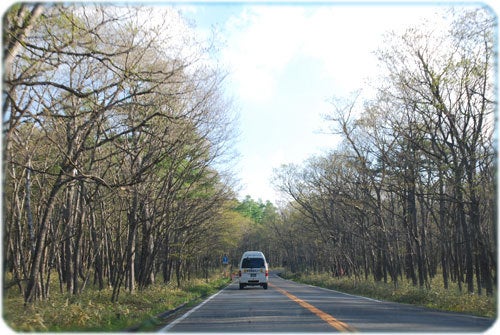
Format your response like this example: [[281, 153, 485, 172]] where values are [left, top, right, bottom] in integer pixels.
[[270, 283, 356, 332]]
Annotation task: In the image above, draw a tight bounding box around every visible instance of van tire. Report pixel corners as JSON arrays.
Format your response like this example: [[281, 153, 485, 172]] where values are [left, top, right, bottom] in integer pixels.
[[263, 283, 268, 289], [239, 284, 245, 290]]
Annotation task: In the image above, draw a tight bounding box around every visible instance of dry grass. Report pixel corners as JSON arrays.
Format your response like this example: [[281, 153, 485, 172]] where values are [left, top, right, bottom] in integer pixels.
[[3, 275, 230, 332], [281, 271, 496, 318]]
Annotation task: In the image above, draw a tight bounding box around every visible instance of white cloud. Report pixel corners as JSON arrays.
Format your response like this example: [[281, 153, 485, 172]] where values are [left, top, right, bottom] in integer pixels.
[[221, 6, 371, 102], [222, 5, 452, 102], [183, 3, 470, 204], [222, 6, 308, 102]]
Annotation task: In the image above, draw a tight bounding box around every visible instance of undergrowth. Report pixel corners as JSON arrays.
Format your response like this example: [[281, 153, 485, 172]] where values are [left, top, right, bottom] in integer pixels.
[[281, 271, 496, 318], [2, 275, 231, 332]]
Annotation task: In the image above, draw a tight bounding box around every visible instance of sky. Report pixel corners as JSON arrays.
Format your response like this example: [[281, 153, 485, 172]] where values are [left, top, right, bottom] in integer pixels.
[[170, 0, 497, 205]]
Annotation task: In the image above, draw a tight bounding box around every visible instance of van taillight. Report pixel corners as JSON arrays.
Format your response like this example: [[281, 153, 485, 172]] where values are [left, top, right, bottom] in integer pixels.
[[238, 270, 241, 277], [265, 269, 268, 277]]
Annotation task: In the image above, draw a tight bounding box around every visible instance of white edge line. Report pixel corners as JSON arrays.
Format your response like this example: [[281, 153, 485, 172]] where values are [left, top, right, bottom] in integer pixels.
[[158, 285, 229, 333], [276, 274, 382, 303], [305, 283, 382, 302]]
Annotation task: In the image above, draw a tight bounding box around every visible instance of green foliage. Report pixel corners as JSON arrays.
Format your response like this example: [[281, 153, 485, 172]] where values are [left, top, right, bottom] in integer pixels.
[[282, 272, 496, 318], [234, 195, 276, 224], [3, 276, 231, 332]]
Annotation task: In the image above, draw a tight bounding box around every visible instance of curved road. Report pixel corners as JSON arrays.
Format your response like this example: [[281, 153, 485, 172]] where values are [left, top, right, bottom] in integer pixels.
[[160, 273, 495, 333]]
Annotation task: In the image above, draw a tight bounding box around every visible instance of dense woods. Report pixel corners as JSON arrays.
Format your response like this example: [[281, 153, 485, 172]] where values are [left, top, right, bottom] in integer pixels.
[[3, 4, 240, 303], [272, 8, 496, 295], [2, 2, 496, 312]]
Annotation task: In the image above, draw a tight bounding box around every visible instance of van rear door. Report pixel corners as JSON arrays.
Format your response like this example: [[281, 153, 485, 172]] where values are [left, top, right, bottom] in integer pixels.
[[239, 256, 268, 289], [242, 257, 265, 269]]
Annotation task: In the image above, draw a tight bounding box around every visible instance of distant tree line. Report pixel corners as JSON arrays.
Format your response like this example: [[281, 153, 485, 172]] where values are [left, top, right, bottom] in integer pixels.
[[3, 4, 240, 303], [272, 8, 496, 296], [230, 196, 282, 266]]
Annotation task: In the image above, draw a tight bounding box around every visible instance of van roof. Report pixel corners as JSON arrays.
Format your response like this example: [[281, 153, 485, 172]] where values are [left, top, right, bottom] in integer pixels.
[[242, 251, 265, 257]]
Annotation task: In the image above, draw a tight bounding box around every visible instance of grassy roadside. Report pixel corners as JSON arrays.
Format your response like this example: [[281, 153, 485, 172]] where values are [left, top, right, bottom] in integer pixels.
[[3, 276, 231, 332], [280, 271, 496, 318]]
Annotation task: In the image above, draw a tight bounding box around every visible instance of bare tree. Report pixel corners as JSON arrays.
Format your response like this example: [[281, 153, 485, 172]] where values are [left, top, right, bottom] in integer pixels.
[[272, 8, 495, 296], [3, 4, 237, 303]]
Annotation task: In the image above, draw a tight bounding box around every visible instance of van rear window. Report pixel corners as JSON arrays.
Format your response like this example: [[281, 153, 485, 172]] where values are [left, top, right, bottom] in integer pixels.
[[242, 257, 265, 268]]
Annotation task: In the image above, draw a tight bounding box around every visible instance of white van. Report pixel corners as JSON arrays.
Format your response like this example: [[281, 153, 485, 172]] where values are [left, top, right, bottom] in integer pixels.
[[238, 251, 268, 289]]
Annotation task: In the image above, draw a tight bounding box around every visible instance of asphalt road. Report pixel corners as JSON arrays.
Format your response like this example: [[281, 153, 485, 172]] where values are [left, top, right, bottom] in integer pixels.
[[159, 273, 495, 333]]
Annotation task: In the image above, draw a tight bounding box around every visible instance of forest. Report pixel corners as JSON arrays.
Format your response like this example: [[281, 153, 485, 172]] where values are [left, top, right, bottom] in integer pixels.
[[3, 2, 496, 311], [3, 4, 243, 304], [270, 8, 496, 296]]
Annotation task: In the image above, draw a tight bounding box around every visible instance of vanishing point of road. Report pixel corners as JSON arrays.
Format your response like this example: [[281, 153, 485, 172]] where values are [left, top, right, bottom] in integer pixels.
[[160, 273, 495, 333]]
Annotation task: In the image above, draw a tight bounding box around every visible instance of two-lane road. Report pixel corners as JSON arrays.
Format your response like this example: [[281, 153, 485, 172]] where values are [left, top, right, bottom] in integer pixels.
[[160, 273, 495, 332]]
